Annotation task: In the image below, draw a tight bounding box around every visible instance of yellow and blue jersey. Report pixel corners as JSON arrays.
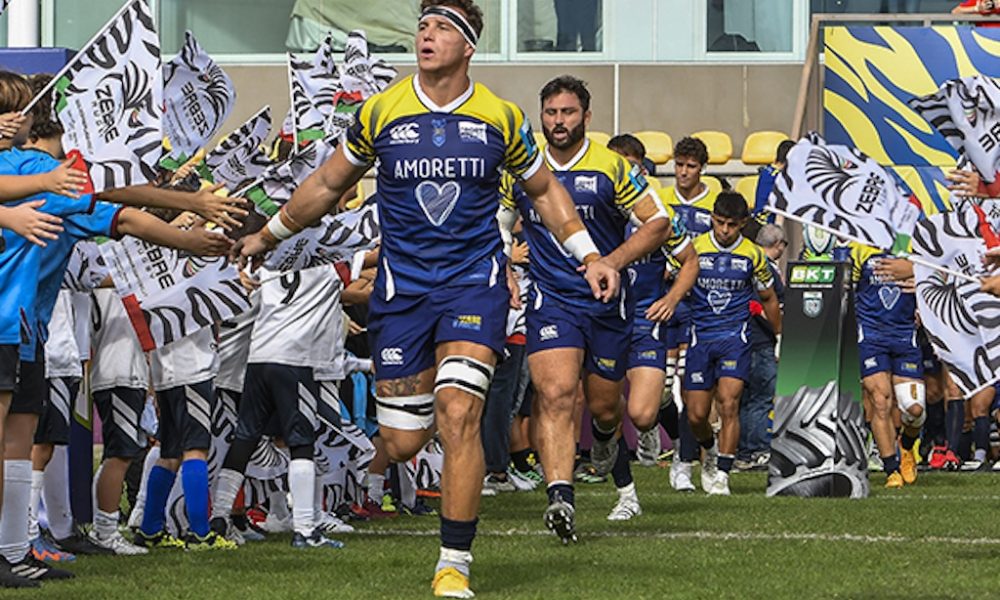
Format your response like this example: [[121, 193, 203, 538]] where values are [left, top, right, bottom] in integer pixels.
[[501, 139, 672, 312], [0, 148, 105, 358], [689, 232, 773, 338], [343, 75, 542, 297], [660, 184, 718, 237], [850, 242, 916, 338]]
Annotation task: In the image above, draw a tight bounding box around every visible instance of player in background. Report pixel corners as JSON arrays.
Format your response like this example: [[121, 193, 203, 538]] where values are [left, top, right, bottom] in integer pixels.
[[234, 3, 615, 596], [682, 192, 781, 496]]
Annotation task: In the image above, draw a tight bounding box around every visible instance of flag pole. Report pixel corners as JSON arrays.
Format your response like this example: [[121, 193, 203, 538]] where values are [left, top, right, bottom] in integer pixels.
[[21, 0, 145, 115], [766, 206, 980, 284]]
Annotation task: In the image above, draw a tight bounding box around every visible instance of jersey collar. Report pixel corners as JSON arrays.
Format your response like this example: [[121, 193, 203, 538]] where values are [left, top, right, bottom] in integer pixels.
[[544, 137, 590, 172], [676, 182, 709, 205], [412, 73, 475, 113], [710, 230, 743, 253]]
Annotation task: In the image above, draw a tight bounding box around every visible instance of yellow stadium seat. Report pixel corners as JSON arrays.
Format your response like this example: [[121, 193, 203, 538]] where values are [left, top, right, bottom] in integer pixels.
[[702, 175, 723, 196], [741, 131, 790, 165], [735, 176, 759, 207], [587, 131, 611, 147], [691, 130, 733, 165], [633, 131, 673, 165]]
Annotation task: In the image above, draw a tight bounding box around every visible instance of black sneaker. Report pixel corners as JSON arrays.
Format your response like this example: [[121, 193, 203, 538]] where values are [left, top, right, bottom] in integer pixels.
[[291, 529, 344, 550], [53, 530, 114, 555], [0, 557, 38, 588], [543, 493, 578, 545], [10, 552, 75, 581]]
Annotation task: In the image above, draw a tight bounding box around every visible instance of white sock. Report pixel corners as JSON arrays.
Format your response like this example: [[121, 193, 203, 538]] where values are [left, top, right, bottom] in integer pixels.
[[94, 509, 119, 539], [43, 447, 73, 540], [91, 461, 104, 523], [975, 448, 987, 462], [28, 470, 43, 540], [367, 472, 385, 502], [0, 460, 33, 562], [128, 446, 160, 529], [268, 490, 290, 521], [211, 468, 244, 521], [617, 481, 637, 498], [288, 459, 315, 537], [313, 475, 325, 523]]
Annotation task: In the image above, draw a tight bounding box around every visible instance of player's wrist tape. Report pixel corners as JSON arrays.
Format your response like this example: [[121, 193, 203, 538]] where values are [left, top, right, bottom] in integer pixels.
[[563, 230, 600, 264], [266, 209, 302, 241]]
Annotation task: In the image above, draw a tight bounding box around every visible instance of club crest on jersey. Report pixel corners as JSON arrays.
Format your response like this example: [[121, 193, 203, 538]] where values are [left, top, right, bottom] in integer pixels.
[[389, 122, 420, 145], [459, 121, 487, 145], [574, 175, 598, 194], [731, 257, 749, 272], [628, 163, 647, 192], [416, 180, 461, 226], [878, 285, 901, 310], [432, 119, 447, 148], [695, 212, 712, 228], [707, 289, 732, 314]]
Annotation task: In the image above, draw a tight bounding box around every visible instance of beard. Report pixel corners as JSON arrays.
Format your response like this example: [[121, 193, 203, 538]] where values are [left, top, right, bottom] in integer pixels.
[[543, 121, 586, 150]]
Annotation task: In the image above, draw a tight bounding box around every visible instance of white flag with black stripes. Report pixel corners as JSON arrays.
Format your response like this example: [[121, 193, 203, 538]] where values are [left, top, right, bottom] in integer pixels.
[[162, 31, 236, 166], [263, 198, 380, 273], [205, 106, 273, 190]]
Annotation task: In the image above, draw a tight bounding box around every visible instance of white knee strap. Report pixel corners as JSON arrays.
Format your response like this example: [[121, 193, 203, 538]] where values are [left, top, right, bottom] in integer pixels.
[[376, 393, 435, 431], [895, 381, 926, 428], [434, 356, 495, 401], [665, 356, 677, 381]]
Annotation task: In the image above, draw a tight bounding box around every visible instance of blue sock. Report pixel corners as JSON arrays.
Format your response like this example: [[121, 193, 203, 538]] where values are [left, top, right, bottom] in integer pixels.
[[440, 516, 477, 552], [611, 436, 633, 488], [882, 454, 900, 475], [546, 482, 575, 507], [678, 406, 699, 462], [140, 465, 176, 536], [717, 453, 735, 473], [181, 459, 210, 537]]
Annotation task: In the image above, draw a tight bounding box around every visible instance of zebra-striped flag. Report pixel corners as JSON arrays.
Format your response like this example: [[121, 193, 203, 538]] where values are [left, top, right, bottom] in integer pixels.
[[768, 132, 921, 253], [263, 199, 380, 273], [911, 203, 1000, 396], [161, 31, 236, 169], [97, 236, 251, 351], [204, 106, 272, 189], [37, 0, 163, 192], [325, 30, 396, 138], [287, 52, 340, 145], [909, 75, 1000, 185], [243, 136, 336, 216]]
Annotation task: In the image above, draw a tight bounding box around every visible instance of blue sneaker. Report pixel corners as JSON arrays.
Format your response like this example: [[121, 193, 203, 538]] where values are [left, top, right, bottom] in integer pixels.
[[31, 535, 75, 563], [291, 529, 344, 549]]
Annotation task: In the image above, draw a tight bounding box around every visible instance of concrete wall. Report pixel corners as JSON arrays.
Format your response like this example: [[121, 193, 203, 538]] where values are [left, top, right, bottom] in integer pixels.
[[220, 62, 803, 151]]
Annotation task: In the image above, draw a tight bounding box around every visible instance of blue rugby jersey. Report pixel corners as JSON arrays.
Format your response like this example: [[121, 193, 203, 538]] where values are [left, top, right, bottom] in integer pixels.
[[659, 184, 718, 237], [850, 242, 916, 338], [343, 74, 542, 299], [501, 140, 682, 314], [689, 231, 773, 339]]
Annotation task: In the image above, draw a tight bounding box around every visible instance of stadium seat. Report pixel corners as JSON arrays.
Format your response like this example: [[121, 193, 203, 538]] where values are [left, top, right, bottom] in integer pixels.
[[735, 176, 758, 206], [691, 130, 732, 164], [702, 175, 723, 196], [741, 131, 790, 165], [633, 131, 673, 165], [587, 131, 611, 147]]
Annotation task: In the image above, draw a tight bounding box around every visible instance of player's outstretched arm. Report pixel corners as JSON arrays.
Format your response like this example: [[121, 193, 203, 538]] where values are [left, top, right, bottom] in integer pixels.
[[601, 194, 671, 271], [0, 160, 88, 202], [234, 148, 367, 269], [100, 183, 248, 230], [520, 166, 619, 302], [646, 243, 698, 322], [0, 200, 63, 246], [115, 208, 233, 256]]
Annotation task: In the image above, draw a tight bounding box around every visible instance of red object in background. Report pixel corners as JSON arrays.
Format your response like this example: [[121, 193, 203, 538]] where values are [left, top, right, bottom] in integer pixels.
[[65, 149, 95, 195], [960, 0, 1000, 26], [749, 299, 764, 316], [970, 202, 1000, 249]]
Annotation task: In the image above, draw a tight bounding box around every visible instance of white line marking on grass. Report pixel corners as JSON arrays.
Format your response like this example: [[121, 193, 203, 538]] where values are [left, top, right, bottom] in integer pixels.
[[352, 528, 1000, 545]]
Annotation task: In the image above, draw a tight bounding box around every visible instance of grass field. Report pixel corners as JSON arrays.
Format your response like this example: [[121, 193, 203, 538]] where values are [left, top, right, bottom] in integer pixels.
[[13, 465, 1000, 600]]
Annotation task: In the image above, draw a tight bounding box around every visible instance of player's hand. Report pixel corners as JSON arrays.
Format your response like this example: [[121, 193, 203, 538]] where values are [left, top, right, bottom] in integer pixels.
[[348, 318, 365, 336], [579, 257, 620, 303], [646, 293, 678, 322], [981, 274, 1000, 296], [983, 246, 1000, 269], [238, 268, 260, 291], [191, 183, 248, 230], [506, 263, 523, 310], [232, 231, 278, 272], [873, 257, 914, 282], [184, 227, 232, 256], [44, 158, 89, 198], [946, 169, 981, 197], [0, 200, 63, 246], [511, 239, 529, 264], [0, 112, 25, 139]]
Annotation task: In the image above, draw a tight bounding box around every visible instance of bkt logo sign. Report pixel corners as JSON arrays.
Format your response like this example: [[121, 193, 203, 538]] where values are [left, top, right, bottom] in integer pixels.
[[381, 347, 404, 366]]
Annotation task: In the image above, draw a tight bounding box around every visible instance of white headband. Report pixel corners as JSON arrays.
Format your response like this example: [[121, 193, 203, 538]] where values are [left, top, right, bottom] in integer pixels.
[[419, 6, 479, 49]]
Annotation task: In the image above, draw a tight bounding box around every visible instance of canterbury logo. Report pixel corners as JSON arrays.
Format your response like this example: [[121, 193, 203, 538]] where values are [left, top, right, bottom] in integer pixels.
[[381, 347, 404, 365], [389, 123, 420, 144]]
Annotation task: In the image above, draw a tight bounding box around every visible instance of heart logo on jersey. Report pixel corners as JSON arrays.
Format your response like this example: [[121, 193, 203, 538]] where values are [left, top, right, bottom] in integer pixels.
[[416, 181, 461, 227], [707, 289, 732, 315], [878, 285, 901, 311]]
